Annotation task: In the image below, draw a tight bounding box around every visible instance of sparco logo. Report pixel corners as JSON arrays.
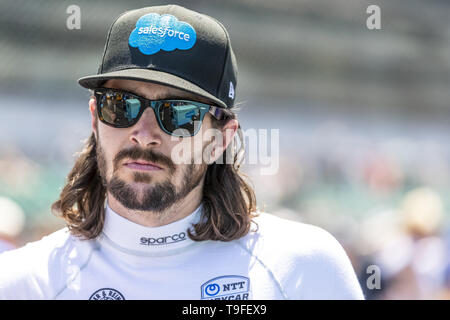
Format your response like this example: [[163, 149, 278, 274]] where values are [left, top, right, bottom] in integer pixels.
[[140, 232, 187, 246]]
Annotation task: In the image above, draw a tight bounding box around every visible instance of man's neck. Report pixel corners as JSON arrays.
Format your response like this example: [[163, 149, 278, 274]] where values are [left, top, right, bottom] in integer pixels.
[[107, 183, 204, 227]]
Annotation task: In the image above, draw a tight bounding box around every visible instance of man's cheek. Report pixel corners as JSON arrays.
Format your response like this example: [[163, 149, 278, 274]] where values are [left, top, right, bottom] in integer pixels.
[[112, 156, 128, 179], [193, 137, 212, 165], [107, 149, 122, 177], [170, 140, 195, 165]]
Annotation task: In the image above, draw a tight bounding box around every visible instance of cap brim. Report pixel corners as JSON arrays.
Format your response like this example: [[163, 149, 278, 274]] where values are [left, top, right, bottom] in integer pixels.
[[78, 68, 227, 109]]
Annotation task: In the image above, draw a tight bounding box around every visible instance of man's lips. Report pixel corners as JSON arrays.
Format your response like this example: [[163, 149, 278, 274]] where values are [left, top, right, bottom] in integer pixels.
[[123, 160, 162, 171]]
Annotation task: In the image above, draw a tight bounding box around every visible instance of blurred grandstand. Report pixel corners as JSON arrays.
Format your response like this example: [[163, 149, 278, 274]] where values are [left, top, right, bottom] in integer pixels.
[[1, 0, 450, 299]]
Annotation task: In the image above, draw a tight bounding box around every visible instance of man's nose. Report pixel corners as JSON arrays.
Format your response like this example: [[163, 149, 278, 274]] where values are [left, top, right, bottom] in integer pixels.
[[129, 107, 163, 147]]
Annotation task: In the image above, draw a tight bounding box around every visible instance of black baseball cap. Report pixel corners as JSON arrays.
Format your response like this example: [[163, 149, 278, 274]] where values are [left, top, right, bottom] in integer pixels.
[[78, 4, 237, 109]]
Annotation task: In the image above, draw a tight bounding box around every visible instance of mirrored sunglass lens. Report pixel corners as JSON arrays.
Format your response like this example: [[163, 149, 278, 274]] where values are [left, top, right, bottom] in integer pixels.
[[158, 101, 203, 136], [98, 91, 142, 126]]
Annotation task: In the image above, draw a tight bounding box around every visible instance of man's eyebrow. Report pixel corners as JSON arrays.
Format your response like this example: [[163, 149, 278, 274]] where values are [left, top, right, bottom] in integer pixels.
[[162, 95, 189, 100], [163, 95, 203, 101], [114, 86, 211, 104], [149, 93, 212, 104]]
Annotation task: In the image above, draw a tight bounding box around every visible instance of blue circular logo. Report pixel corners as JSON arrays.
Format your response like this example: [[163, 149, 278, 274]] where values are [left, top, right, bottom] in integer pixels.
[[205, 283, 220, 296], [89, 288, 125, 300]]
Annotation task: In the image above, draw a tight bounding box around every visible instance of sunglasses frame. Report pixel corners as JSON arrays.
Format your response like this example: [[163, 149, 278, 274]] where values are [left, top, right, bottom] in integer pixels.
[[93, 87, 226, 137]]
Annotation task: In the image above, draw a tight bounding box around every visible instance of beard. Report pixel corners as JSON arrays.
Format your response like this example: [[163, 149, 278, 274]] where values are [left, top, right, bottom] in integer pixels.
[[96, 138, 207, 213]]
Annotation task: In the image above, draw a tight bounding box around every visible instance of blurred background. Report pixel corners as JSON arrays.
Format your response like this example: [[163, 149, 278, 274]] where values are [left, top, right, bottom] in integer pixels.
[[1, 0, 450, 299]]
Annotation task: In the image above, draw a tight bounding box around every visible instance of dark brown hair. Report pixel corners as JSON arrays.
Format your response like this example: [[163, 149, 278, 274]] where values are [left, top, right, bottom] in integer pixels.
[[51, 108, 258, 241]]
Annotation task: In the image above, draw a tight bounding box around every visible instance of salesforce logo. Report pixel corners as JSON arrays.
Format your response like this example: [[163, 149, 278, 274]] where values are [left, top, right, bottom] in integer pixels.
[[129, 13, 197, 55]]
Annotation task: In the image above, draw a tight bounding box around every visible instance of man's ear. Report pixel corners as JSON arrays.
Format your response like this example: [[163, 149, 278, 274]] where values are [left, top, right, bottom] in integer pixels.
[[210, 119, 239, 162], [89, 97, 97, 139]]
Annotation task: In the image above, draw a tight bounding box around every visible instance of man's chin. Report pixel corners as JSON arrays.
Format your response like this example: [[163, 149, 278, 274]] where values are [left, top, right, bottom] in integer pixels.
[[108, 176, 179, 212], [128, 182, 156, 196]]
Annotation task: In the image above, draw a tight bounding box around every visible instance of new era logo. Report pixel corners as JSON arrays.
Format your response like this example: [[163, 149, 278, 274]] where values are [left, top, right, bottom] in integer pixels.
[[228, 81, 235, 99]]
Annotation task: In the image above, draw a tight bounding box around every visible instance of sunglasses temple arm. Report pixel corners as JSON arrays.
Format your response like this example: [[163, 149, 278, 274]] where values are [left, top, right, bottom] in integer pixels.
[[233, 123, 245, 170], [209, 106, 226, 120]]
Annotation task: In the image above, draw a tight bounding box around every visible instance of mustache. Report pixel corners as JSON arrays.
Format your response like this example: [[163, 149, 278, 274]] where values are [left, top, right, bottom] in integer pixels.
[[113, 147, 176, 174]]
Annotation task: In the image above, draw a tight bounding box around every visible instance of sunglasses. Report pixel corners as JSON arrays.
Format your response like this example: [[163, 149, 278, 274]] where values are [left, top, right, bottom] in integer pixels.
[[93, 88, 226, 137]]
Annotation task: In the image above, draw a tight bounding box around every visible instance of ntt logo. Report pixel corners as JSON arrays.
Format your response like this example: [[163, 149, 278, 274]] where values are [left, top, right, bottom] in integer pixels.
[[201, 275, 250, 300], [139, 232, 187, 246]]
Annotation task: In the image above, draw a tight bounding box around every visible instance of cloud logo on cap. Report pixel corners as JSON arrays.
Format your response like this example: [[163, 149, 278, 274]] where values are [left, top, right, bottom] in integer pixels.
[[129, 13, 197, 55]]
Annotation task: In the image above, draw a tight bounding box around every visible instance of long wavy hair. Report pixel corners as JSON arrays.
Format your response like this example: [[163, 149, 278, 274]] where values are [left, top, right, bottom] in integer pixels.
[[51, 108, 258, 241]]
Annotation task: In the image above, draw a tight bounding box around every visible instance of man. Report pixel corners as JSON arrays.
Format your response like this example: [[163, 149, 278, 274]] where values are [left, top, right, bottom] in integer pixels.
[[0, 5, 364, 300]]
